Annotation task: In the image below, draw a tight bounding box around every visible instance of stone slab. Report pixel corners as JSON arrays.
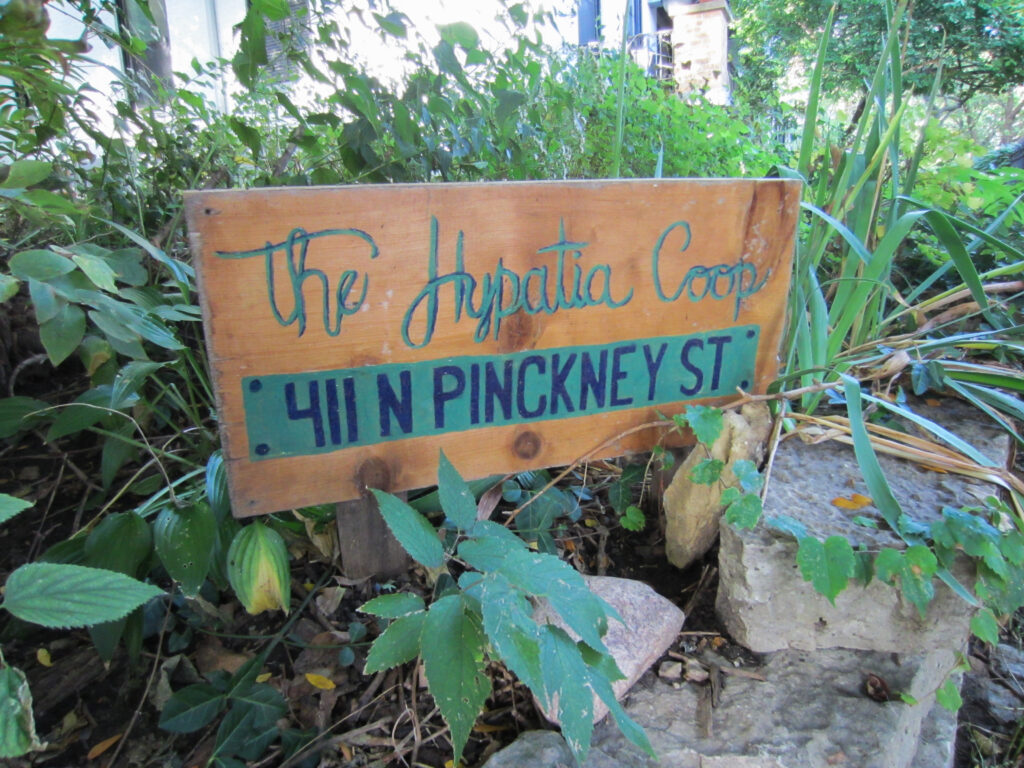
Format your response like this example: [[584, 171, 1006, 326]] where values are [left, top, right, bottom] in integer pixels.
[[716, 399, 1007, 653], [581, 648, 959, 768], [535, 575, 685, 724]]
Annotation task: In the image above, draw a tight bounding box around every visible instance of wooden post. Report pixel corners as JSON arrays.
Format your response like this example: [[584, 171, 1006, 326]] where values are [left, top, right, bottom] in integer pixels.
[[336, 494, 409, 579]]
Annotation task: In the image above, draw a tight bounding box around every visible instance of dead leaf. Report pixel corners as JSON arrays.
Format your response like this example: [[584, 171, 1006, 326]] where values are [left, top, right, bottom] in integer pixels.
[[87, 733, 122, 760], [832, 493, 873, 510], [864, 673, 893, 702], [36, 648, 53, 667], [194, 637, 251, 676], [305, 672, 336, 690]]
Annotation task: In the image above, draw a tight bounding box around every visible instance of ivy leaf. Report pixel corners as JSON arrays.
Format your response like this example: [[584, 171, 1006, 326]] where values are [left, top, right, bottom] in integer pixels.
[[371, 489, 443, 569], [620, 505, 646, 532], [971, 608, 1000, 646], [874, 546, 937, 618], [363, 611, 426, 673], [437, 450, 477, 530], [683, 405, 724, 445], [359, 593, 425, 619], [936, 677, 963, 712], [420, 595, 490, 765], [796, 536, 855, 605], [2, 563, 162, 628], [689, 458, 724, 485], [720, 486, 742, 506], [732, 459, 763, 493], [724, 494, 762, 529]]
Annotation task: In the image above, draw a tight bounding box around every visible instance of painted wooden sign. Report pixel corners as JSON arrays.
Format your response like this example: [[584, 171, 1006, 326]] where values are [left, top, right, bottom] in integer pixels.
[[186, 180, 800, 517]]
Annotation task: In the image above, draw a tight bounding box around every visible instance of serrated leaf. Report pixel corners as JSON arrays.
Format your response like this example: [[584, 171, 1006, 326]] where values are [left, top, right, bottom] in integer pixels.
[[421, 595, 489, 764], [39, 303, 85, 366], [438, 450, 477, 530], [724, 493, 762, 529], [0, 662, 42, 758], [371, 489, 443, 569], [159, 683, 226, 733], [539, 626, 593, 761], [459, 536, 514, 572], [363, 611, 426, 673], [359, 592, 425, 618], [499, 548, 613, 652], [683, 405, 724, 445], [971, 608, 1000, 646], [155, 502, 216, 597], [480, 572, 543, 692], [468, 519, 528, 550], [2, 563, 162, 629], [0, 494, 32, 526], [936, 677, 962, 712], [689, 458, 724, 485], [584, 650, 654, 758], [796, 536, 855, 605]]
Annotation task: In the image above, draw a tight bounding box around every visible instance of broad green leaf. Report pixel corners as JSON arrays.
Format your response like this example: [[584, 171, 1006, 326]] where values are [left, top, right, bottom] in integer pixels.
[[373, 11, 406, 37], [468, 519, 529, 550], [732, 459, 763, 493], [480, 572, 543, 692], [0, 662, 42, 758], [227, 683, 287, 726], [499, 548, 613, 652], [46, 387, 115, 441], [683, 405, 723, 446], [27, 277, 61, 323], [2, 563, 162, 628], [206, 451, 231, 521], [0, 274, 18, 303], [971, 608, 1000, 646], [459, 536, 516, 572], [621, 505, 646, 532], [421, 595, 490, 764], [227, 522, 290, 615], [71, 252, 118, 293], [437, 450, 477, 530], [155, 502, 217, 596], [689, 458, 724, 485], [438, 21, 479, 50], [583, 648, 654, 758], [359, 593, 425, 619], [796, 536, 855, 605], [371, 489, 443, 569], [39, 303, 85, 366], [0, 494, 32, 526], [936, 677, 963, 712], [85, 511, 152, 577], [539, 626, 593, 761], [363, 611, 426, 673], [9, 249, 75, 281], [1, 159, 51, 189], [724, 494, 763, 529]]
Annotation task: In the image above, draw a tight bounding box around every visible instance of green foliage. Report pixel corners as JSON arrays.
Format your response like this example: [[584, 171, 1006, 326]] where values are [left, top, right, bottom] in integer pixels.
[[154, 502, 217, 596], [0, 494, 32, 526], [226, 521, 291, 615], [360, 450, 653, 765]]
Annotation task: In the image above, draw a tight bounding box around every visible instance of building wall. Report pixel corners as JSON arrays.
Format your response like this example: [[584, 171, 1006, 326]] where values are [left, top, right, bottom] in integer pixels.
[[663, 0, 732, 104]]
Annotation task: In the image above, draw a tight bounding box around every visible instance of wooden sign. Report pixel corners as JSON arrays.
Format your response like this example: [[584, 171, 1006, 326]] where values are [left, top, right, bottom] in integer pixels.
[[186, 180, 800, 517]]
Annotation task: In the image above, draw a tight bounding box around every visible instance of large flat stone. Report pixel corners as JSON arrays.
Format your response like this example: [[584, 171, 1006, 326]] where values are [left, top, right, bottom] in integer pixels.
[[582, 648, 959, 768], [716, 399, 1007, 653]]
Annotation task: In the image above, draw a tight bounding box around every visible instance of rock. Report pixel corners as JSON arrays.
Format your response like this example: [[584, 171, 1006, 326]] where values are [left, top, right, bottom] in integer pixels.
[[535, 575, 685, 723], [583, 648, 960, 768], [664, 402, 772, 569], [658, 660, 683, 680], [716, 399, 1007, 654], [961, 644, 1024, 727], [479, 730, 574, 768]]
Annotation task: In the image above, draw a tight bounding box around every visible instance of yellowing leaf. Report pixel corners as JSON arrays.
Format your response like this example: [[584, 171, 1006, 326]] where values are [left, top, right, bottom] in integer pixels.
[[255, 672, 272, 683], [925, 398, 942, 407], [36, 648, 53, 667], [832, 494, 872, 510], [87, 733, 122, 760], [305, 672, 336, 690]]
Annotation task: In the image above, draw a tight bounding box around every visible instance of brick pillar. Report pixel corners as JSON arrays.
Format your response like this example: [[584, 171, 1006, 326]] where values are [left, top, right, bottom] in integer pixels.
[[662, 0, 732, 104]]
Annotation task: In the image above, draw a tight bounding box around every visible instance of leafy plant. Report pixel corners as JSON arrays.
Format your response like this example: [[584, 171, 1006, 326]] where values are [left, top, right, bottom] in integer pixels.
[[360, 452, 653, 765]]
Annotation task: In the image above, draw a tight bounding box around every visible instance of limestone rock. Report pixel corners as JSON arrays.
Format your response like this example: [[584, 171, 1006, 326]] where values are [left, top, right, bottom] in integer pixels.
[[534, 575, 684, 724], [664, 402, 772, 569], [716, 398, 1007, 654], [479, 730, 574, 768], [583, 648, 960, 768]]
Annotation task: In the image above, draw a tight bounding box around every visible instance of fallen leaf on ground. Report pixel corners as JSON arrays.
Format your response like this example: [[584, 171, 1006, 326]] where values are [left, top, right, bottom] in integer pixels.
[[87, 733, 122, 760]]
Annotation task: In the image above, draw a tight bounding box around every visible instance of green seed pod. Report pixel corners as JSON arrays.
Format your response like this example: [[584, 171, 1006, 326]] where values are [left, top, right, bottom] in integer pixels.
[[227, 522, 290, 615]]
